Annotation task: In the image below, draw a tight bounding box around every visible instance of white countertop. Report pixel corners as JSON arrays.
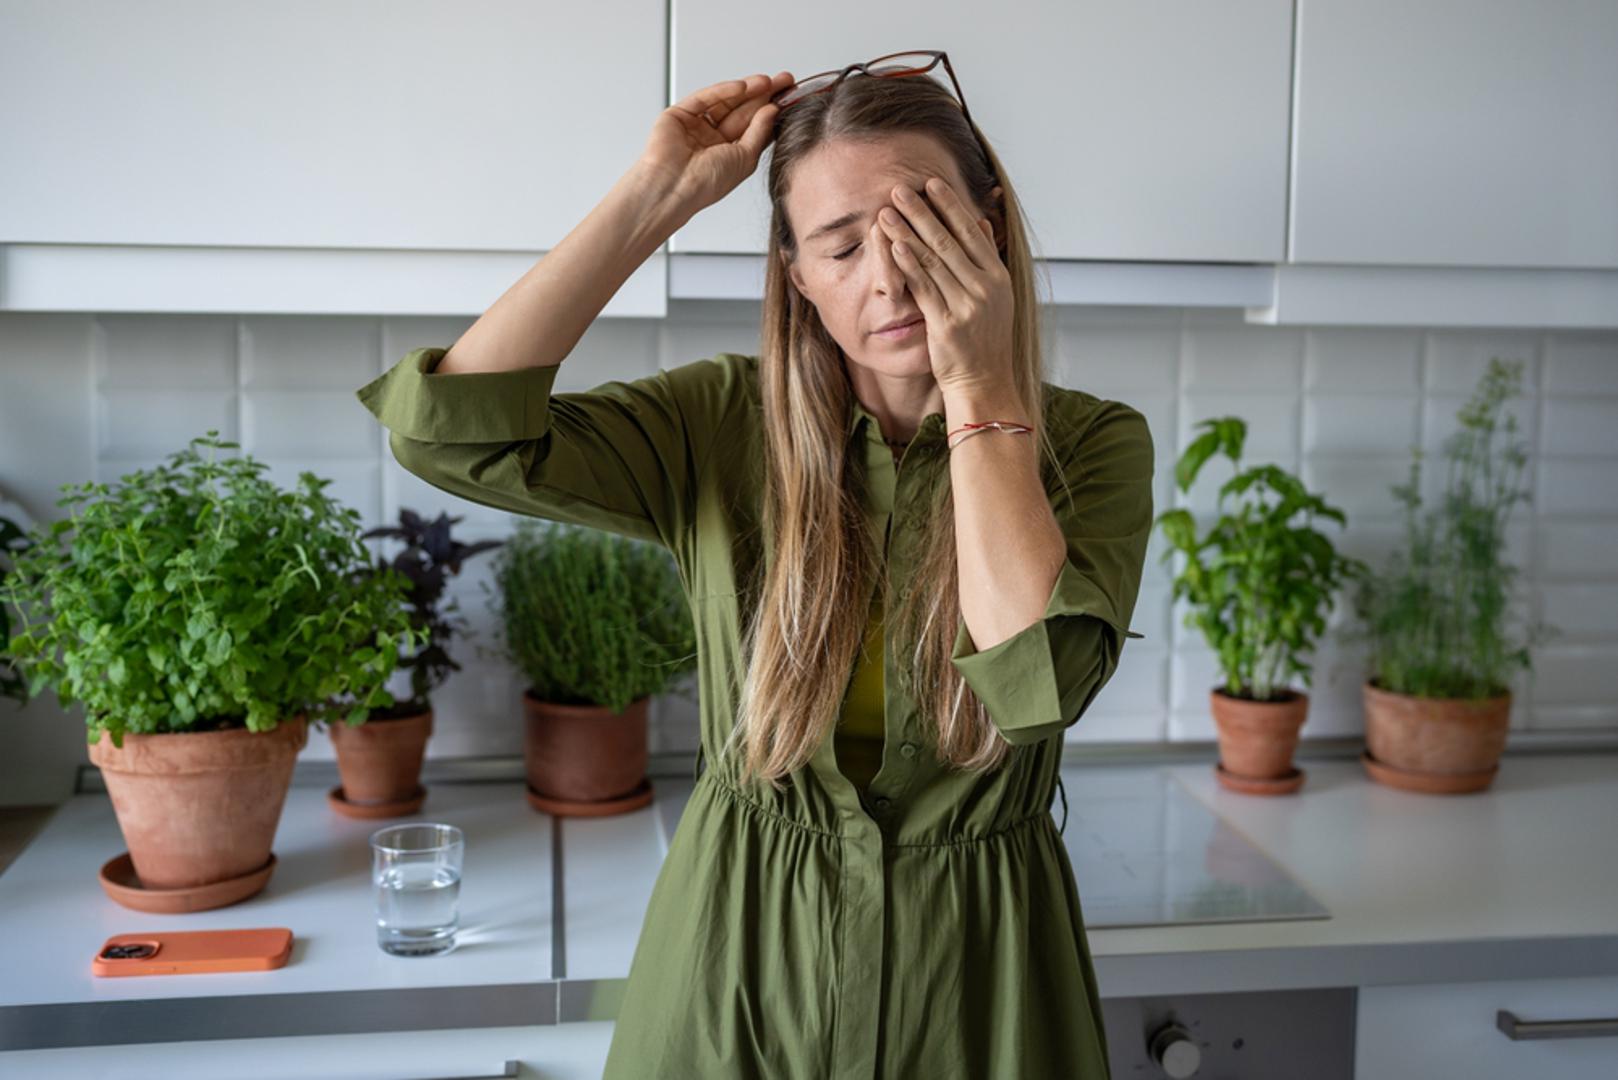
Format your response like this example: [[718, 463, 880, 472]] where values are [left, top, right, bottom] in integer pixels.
[[0, 780, 555, 1008], [1085, 753, 1618, 994], [3, 751, 1616, 1049]]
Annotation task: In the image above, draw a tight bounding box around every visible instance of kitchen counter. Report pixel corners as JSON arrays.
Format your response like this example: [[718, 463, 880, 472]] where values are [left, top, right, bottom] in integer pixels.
[[2, 751, 1616, 1052], [1088, 751, 1618, 996]]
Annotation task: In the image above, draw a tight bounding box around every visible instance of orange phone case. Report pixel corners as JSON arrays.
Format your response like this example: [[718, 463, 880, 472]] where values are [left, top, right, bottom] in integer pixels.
[[92, 927, 294, 977]]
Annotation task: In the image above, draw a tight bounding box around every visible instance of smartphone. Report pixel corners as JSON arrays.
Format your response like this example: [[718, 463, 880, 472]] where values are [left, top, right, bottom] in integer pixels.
[[92, 927, 294, 977]]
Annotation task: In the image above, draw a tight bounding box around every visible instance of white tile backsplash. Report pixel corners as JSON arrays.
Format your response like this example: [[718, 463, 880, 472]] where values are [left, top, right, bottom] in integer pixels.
[[2, 306, 1616, 805], [1303, 328, 1422, 392], [1426, 330, 1541, 393], [1304, 394, 1420, 454], [1183, 323, 1304, 391], [1544, 333, 1618, 393], [1540, 396, 1618, 457]]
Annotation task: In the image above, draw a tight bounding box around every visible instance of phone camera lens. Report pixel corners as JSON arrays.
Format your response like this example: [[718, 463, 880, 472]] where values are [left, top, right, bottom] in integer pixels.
[[102, 943, 155, 960]]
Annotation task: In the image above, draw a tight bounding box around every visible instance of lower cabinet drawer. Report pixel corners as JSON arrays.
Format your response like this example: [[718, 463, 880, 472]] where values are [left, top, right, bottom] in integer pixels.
[[1356, 975, 1618, 1080], [0, 1022, 616, 1080]]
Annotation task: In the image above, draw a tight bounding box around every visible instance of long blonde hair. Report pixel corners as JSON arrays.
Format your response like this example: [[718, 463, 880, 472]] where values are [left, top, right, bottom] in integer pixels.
[[717, 71, 1067, 793]]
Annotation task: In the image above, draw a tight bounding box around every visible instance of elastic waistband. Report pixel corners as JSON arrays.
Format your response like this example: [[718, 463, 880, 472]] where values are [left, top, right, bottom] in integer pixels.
[[695, 766, 1061, 849]]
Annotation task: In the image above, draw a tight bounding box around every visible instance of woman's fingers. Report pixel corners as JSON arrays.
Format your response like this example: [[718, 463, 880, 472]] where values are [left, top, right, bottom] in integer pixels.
[[670, 76, 754, 121], [672, 72, 793, 137], [714, 72, 795, 140]]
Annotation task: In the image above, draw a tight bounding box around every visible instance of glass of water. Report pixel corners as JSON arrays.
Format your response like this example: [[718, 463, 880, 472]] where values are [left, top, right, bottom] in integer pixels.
[[370, 822, 464, 957]]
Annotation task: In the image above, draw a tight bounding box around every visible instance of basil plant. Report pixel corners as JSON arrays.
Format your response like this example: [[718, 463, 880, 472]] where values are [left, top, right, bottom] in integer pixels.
[[1154, 417, 1369, 702]]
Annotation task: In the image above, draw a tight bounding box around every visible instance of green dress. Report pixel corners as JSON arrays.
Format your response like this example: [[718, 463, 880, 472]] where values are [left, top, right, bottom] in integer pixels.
[[356, 347, 1152, 1079]]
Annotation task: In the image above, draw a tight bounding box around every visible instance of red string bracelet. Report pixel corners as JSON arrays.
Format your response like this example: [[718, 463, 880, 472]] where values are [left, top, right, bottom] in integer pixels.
[[947, 420, 1033, 451]]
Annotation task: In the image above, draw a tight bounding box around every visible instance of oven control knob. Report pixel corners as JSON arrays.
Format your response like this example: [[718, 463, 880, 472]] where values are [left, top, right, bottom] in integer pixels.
[[1147, 1022, 1202, 1078]]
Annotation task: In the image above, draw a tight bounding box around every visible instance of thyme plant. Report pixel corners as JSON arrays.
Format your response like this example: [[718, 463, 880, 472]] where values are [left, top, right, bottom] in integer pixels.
[[0, 432, 428, 746], [1347, 357, 1557, 699], [483, 519, 697, 715], [1155, 417, 1369, 701]]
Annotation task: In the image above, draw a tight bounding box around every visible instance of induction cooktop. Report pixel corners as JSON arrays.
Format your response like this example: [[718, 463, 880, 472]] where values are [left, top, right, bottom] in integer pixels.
[[1056, 765, 1331, 929]]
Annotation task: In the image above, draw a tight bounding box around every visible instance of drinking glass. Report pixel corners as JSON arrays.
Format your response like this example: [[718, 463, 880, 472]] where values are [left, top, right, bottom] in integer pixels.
[[371, 822, 464, 957]]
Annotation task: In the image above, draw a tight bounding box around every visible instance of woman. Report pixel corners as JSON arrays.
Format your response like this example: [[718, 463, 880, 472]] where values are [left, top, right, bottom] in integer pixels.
[[357, 58, 1152, 1079]]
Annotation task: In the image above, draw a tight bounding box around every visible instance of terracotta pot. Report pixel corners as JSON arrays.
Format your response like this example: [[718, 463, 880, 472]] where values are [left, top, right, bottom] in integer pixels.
[[1209, 686, 1309, 779], [87, 716, 308, 891], [522, 690, 649, 808], [1362, 678, 1510, 783], [329, 707, 433, 804]]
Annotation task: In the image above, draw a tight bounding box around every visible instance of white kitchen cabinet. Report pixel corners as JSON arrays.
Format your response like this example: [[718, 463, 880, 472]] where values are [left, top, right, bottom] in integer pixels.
[[671, 0, 1295, 264], [0, 0, 662, 255], [1290, 0, 1618, 270], [0, 1023, 617, 1080], [1355, 975, 1618, 1080]]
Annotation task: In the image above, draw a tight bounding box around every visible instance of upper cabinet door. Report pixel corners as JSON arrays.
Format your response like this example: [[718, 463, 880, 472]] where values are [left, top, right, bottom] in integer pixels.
[[0, 0, 663, 252], [1291, 0, 1618, 270], [670, 0, 1294, 263]]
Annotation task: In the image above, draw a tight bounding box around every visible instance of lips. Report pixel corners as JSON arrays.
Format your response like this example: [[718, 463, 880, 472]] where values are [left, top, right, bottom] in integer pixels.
[[874, 317, 924, 334]]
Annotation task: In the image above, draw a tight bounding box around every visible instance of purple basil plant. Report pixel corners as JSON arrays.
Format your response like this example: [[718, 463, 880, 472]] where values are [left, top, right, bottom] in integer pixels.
[[360, 509, 504, 718]]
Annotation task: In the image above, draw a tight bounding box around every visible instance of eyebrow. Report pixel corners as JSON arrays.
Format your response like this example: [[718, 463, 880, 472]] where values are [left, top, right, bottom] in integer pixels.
[[804, 210, 865, 245]]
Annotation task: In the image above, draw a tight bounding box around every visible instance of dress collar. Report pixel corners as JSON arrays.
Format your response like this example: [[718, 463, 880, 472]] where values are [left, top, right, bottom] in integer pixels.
[[846, 395, 949, 448]]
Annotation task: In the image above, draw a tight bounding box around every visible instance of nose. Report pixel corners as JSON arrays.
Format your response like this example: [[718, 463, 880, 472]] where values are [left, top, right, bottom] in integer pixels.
[[869, 221, 908, 299]]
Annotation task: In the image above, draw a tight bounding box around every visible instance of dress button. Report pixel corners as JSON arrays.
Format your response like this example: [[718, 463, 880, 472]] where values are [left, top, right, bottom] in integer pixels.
[[899, 742, 917, 758], [873, 797, 892, 812]]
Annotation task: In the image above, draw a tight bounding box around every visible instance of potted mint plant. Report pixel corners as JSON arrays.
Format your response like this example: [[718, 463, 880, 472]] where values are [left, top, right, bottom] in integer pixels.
[[0, 432, 427, 909], [320, 509, 503, 818], [1347, 358, 1558, 794], [1155, 416, 1369, 795], [484, 519, 697, 817]]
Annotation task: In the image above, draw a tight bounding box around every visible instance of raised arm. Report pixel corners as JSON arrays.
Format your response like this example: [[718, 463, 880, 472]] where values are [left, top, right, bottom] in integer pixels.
[[433, 71, 793, 377], [356, 73, 793, 546], [357, 346, 744, 548]]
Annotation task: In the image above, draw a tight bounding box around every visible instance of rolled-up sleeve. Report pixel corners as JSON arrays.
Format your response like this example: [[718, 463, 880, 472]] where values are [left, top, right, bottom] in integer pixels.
[[355, 346, 742, 549], [949, 399, 1154, 746]]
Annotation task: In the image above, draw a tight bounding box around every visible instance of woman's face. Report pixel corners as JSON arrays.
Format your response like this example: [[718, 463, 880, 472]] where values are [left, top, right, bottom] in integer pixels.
[[783, 133, 991, 382]]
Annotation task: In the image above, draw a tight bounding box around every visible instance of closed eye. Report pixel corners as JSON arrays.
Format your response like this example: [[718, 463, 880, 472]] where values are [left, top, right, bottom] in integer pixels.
[[832, 242, 860, 260]]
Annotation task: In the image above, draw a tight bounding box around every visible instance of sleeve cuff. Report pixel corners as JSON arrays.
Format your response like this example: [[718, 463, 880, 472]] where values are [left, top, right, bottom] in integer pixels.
[[949, 558, 1143, 746], [355, 346, 562, 443]]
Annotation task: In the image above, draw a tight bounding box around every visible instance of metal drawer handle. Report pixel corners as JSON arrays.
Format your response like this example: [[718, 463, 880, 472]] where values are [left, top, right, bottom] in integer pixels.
[[1497, 1009, 1618, 1040], [410, 1062, 520, 1080]]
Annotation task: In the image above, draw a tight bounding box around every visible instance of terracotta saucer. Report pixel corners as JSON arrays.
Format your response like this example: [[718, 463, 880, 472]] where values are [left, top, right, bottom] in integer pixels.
[[98, 852, 277, 914], [327, 784, 428, 819], [525, 777, 655, 817], [1215, 760, 1306, 795], [1360, 749, 1498, 794]]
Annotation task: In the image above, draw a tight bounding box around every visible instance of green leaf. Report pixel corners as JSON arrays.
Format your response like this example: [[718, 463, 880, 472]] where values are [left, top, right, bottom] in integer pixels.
[[1174, 428, 1222, 494]]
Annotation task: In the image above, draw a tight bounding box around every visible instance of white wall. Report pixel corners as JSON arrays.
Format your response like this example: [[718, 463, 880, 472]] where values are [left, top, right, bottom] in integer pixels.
[[2, 305, 1615, 806]]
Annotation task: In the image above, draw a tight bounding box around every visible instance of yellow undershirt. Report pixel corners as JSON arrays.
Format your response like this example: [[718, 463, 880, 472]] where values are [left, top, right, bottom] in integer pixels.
[[835, 587, 886, 793]]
